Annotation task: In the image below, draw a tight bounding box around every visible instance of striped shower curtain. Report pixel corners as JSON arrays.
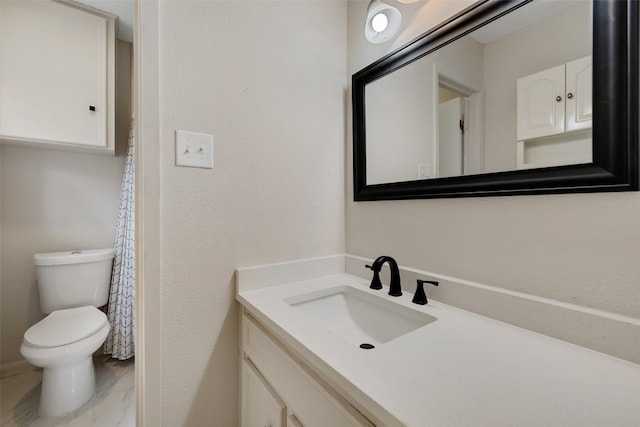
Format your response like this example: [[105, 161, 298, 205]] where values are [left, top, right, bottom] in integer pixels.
[[105, 120, 136, 360]]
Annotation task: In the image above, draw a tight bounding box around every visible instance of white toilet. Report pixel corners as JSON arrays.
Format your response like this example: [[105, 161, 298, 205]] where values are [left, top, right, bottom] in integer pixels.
[[20, 248, 115, 418]]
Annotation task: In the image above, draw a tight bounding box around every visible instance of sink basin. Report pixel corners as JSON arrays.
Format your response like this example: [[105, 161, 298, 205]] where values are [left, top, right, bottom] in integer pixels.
[[285, 285, 436, 347]]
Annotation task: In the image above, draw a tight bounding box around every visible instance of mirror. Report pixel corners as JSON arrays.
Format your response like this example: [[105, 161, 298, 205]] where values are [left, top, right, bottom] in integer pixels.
[[353, 0, 638, 200]]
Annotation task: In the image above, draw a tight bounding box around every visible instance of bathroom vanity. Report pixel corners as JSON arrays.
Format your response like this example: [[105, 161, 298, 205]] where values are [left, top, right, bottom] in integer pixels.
[[236, 255, 640, 427]]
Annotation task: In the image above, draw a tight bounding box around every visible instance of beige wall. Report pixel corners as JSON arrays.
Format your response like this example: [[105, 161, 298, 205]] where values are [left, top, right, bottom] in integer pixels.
[[0, 146, 125, 365], [156, 2, 346, 425], [346, 0, 640, 321]]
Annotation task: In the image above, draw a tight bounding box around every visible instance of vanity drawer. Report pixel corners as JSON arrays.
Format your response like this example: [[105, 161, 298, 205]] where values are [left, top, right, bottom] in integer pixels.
[[242, 314, 374, 427]]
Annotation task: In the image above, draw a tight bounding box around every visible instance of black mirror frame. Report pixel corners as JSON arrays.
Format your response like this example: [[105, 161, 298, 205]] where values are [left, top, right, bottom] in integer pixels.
[[353, 0, 638, 200]]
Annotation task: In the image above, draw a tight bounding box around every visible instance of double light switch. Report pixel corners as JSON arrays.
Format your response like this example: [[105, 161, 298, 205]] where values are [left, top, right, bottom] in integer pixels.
[[175, 130, 214, 169]]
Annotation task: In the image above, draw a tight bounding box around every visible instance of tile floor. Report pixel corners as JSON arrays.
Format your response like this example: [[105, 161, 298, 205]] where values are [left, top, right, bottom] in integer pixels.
[[1, 356, 134, 427]]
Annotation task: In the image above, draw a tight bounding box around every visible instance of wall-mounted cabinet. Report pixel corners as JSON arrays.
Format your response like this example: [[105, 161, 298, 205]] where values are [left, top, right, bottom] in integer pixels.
[[517, 56, 592, 140], [240, 312, 374, 427], [516, 56, 592, 169], [0, 0, 116, 155]]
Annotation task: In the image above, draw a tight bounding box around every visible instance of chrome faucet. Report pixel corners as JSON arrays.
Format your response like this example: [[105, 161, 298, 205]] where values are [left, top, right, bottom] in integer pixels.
[[365, 256, 402, 297]]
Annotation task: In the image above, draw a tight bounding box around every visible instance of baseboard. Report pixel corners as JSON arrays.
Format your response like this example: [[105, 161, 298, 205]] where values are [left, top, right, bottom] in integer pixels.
[[346, 254, 640, 365], [1, 360, 38, 378]]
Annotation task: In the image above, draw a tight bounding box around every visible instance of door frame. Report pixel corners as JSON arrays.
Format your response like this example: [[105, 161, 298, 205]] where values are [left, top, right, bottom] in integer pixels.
[[134, 0, 161, 425], [433, 62, 485, 177]]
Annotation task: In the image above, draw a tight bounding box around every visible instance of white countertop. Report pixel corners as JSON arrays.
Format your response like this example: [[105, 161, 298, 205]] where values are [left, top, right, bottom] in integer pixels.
[[237, 271, 640, 426]]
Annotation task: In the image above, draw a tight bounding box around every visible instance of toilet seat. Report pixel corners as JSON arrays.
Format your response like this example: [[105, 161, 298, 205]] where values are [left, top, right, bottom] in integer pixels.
[[24, 306, 108, 348]]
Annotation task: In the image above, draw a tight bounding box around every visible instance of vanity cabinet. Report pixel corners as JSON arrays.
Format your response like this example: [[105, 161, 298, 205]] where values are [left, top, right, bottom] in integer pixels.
[[516, 56, 592, 141], [240, 311, 374, 427], [0, 0, 116, 155]]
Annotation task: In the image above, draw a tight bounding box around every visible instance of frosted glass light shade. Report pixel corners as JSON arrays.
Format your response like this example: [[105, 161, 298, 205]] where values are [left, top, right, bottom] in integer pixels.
[[371, 13, 388, 32], [364, 0, 402, 44]]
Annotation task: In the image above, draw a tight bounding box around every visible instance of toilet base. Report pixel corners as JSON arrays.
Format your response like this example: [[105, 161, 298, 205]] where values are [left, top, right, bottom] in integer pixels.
[[39, 356, 96, 418]]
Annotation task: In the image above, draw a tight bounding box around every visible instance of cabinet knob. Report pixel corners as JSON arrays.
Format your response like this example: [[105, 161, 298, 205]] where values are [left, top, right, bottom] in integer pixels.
[[555, 95, 562, 102], [567, 92, 574, 99], [89, 105, 96, 112]]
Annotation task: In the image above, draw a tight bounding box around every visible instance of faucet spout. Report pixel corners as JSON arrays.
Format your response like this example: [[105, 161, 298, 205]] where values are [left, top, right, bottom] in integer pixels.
[[369, 256, 402, 297]]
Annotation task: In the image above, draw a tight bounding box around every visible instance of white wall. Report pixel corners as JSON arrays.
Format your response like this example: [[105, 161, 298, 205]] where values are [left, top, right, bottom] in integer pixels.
[[0, 146, 125, 365], [155, 2, 346, 424], [346, 0, 640, 327]]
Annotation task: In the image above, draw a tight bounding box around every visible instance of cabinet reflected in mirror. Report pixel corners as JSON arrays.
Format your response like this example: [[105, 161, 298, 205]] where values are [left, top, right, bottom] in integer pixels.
[[365, 0, 592, 185]]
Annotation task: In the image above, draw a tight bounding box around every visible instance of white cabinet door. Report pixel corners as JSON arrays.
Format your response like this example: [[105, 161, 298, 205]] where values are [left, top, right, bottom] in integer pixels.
[[566, 56, 592, 132], [517, 64, 565, 140], [242, 359, 286, 427], [0, 0, 114, 152]]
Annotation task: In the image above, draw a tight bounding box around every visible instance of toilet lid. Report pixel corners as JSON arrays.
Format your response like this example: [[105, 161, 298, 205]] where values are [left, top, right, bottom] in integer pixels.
[[24, 306, 108, 348]]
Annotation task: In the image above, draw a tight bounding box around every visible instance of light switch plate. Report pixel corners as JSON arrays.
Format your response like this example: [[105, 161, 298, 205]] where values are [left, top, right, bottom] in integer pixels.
[[175, 130, 214, 169]]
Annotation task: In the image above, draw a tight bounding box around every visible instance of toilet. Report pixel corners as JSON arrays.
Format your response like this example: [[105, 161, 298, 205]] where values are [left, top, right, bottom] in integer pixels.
[[20, 248, 115, 418]]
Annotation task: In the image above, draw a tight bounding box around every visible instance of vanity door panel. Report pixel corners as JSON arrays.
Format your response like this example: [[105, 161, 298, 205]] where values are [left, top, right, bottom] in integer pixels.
[[241, 358, 286, 427]]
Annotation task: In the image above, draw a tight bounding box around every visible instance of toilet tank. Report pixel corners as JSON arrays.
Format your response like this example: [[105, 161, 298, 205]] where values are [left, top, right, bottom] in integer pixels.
[[33, 248, 115, 314]]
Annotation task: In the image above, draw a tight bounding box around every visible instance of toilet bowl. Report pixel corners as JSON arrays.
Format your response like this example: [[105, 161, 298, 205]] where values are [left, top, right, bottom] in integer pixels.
[[21, 306, 110, 418], [20, 248, 115, 418]]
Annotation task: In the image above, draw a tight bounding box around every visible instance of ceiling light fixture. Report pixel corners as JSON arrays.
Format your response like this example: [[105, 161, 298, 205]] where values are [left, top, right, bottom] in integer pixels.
[[364, 0, 402, 44]]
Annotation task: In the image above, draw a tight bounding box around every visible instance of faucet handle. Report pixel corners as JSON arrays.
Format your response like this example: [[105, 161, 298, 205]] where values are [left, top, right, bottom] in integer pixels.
[[365, 264, 383, 290], [413, 279, 439, 305]]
